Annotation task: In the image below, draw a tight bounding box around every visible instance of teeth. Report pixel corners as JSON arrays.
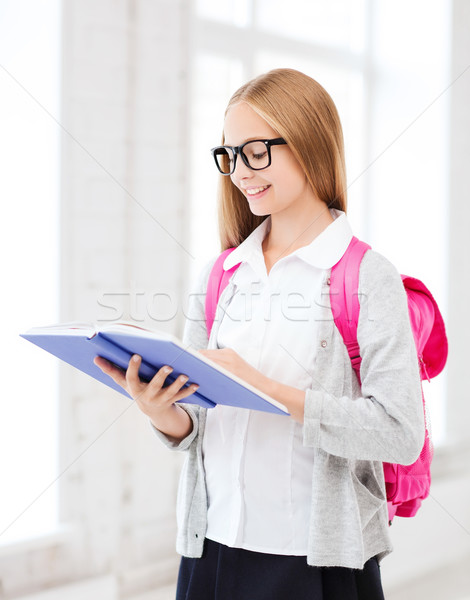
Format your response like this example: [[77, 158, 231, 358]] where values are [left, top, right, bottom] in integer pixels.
[[246, 185, 269, 196]]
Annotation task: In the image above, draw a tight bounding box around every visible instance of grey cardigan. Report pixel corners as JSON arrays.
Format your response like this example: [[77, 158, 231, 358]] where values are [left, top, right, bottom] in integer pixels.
[[153, 249, 424, 569]]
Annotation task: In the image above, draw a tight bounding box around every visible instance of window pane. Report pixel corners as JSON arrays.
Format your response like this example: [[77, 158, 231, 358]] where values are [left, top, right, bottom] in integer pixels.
[[255, 0, 366, 51], [189, 54, 245, 278], [195, 0, 251, 28], [365, 0, 450, 443], [0, 0, 60, 543]]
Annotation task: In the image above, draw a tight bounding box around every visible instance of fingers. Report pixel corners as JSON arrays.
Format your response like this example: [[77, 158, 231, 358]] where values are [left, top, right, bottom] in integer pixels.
[[148, 367, 197, 396], [125, 355, 198, 403], [173, 380, 200, 401], [147, 364, 175, 392], [147, 364, 199, 403], [93, 354, 147, 397], [93, 356, 127, 388], [126, 354, 146, 396], [156, 376, 199, 406], [94, 355, 199, 404]]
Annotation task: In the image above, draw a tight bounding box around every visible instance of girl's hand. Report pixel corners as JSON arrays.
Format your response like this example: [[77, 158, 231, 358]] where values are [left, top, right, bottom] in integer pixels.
[[93, 355, 199, 425], [199, 348, 306, 423], [198, 348, 262, 388]]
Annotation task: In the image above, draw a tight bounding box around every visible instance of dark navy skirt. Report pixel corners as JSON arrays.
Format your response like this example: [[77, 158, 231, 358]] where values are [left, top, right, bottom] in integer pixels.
[[176, 538, 385, 600]]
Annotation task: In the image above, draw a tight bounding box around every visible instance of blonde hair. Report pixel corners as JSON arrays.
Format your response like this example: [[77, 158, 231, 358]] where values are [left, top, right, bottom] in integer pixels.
[[217, 68, 347, 251]]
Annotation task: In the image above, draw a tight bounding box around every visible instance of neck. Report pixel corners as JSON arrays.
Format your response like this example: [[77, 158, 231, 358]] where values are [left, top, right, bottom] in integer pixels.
[[263, 202, 335, 258]]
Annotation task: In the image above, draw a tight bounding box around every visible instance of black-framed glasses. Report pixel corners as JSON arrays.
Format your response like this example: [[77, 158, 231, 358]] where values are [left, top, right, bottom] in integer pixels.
[[210, 137, 287, 175]]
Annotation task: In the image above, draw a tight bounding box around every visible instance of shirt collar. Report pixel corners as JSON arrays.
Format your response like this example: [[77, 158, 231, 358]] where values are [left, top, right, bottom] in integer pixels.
[[223, 209, 353, 271], [223, 217, 271, 271]]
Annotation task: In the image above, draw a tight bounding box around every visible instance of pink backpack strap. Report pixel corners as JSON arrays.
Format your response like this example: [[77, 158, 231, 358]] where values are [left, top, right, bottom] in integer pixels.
[[205, 248, 240, 338], [329, 236, 371, 382]]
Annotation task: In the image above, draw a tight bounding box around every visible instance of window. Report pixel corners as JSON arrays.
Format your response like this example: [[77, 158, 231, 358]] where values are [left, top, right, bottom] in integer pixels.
[[188, 0, 449, 443], [0, 0, 60, 543]]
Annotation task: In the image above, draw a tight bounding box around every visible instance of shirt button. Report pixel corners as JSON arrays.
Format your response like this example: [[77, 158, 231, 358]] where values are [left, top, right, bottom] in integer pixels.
[[327, 277, 331, 286], [321, 340, 327, 348]]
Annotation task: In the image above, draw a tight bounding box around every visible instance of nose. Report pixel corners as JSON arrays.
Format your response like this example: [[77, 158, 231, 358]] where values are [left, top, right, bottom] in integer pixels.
[[232, 152, 252, 179]]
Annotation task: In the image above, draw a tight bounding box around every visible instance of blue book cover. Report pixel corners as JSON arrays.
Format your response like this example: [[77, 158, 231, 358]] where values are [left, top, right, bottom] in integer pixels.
[[20, 322, 289, 416]]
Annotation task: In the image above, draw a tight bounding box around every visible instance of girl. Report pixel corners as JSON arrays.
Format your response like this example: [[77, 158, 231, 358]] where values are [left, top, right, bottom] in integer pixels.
[[94, 68, 424, 599]]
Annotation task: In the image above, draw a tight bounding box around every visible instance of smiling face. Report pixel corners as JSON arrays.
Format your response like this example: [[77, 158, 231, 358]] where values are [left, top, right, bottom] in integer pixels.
[[223, 102, 317, 218]]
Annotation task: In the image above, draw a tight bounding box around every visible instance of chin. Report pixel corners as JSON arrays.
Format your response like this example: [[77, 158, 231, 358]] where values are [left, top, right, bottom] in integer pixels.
[[248, 205, 271, 217]]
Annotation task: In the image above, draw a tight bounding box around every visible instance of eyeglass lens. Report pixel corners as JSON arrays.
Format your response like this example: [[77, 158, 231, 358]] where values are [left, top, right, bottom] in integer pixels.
[[215, 141, 270, 174]]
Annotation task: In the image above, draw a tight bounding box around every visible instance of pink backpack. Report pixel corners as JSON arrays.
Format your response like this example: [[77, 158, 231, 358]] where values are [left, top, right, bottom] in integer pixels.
[[204, 236, 448, 523]]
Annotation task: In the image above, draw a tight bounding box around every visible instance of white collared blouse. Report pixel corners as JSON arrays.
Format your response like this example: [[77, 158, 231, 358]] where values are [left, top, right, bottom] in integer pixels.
[[202, 208, 353, 555]]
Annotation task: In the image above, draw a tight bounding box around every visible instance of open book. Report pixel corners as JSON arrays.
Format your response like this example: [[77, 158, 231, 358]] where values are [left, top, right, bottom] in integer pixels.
[[20, 322, 289, 415]]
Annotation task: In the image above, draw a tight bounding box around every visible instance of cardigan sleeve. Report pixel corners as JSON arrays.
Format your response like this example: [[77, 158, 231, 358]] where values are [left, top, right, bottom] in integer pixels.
[[150, 254, 216, 450], [303, 250, 425, 465]]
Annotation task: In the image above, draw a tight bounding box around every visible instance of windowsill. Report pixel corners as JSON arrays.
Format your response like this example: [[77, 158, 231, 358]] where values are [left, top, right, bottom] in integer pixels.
[[0, 522, 79, 557]]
